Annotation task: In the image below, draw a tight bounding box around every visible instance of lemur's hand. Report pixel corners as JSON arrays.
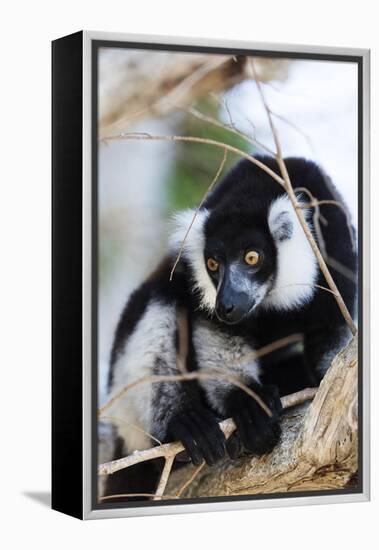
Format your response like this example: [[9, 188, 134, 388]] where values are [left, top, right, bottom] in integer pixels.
[[225, 384, 282, 457], [167, 404, 226, 466]]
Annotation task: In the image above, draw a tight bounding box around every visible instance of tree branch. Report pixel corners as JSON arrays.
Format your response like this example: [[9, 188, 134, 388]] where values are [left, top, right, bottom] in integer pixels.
[[102, 132, 286, 187], [99, 52, 289, 137], [166, 337, 357, 498], [99, 387, 317, 477]]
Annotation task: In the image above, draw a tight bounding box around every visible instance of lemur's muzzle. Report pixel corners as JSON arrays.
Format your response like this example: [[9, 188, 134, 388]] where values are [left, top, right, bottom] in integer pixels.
[[215, 274, 255, 324]]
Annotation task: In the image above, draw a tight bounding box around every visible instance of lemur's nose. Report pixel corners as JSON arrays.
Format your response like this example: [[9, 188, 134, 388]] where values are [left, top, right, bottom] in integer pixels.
[[217, 301, 235, 319], [216, 298, 249, 324]]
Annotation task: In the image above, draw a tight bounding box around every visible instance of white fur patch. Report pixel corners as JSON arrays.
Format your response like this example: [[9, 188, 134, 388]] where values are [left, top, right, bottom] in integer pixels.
[[169, 209, 216, 312], [108, 300, 176, 452], [193, 318, 260, 415], [263, 194, 318, 311]]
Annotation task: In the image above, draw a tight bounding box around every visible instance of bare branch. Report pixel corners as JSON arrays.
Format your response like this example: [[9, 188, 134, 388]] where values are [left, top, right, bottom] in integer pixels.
[[248, 58, 357, 336], [99, 59, 358, 502], [326, 257, 357, 284], [271, 110, 316, 154], [101, 416, 163, 446], [176, 461, 206, 498], [184, 105, 274, 155], [230, 333, 302, 368], [269, 282, 339, 298], [99, 332, 308, 421], [294, 187, 357, 282], [300, 198, 356, 251], [168, 337, 357, 498], [99, 369, 273, 419], [101, 132, 286, 187], [294, 185, 329, 256], [99, 387, 317, 478], [154, 455, 176, 500]]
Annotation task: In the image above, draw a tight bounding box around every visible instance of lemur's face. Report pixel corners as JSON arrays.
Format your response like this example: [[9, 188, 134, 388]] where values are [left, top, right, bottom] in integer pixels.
[[204, 220, 277, 324], [170, 194, 318, 321]]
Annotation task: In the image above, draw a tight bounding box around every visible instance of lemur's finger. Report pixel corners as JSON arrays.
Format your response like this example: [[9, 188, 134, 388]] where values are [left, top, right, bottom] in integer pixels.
[[185, 412, 218, 465], [194, 410, 226, 461], [169, 418, 203, 465], [233, 411, 252, 452]]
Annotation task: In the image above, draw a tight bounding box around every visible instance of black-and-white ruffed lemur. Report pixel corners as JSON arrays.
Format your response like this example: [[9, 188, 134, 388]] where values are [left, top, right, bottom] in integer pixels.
[[105, 156, 357, 499]]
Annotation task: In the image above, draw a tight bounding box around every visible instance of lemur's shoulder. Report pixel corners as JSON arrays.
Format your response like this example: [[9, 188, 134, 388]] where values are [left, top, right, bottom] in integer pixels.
[[108, 256, 192, 387]]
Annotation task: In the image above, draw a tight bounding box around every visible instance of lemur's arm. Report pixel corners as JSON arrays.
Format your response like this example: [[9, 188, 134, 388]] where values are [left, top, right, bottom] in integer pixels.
[[201, 374, 283, 458], [193, 324, 282, 457], [108, 283, 226, 466]]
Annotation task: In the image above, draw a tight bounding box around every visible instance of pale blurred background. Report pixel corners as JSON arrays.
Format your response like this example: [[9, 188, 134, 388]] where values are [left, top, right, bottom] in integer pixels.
[[97, 48, 358, 415]]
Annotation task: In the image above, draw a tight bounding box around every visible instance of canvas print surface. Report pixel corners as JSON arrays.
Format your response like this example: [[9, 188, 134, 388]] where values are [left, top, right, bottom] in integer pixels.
[[95, 44, 360, 509]]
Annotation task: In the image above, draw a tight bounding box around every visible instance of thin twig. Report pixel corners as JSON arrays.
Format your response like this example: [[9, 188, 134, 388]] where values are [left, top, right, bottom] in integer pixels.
[[101, 416, 163, 446], [326, 257, 357, 284], [184, 105, 274, 155], [176, 461, 206, 498], [230, 333, 303, 368], [248, 58, 357, 336], [154, 455, 176, 500], [294, 186, 328, 255], [111, 57, 235, 131], [104, 129, 356, 297], [170, 147, 227, 281], [299, 198, 356, 251], [271, 111, 315, 154], [294, 187, 357, 282], [269, 282, 339, 298], [100, 332, 308, 420], [101, 132, 286, 187], [98, 387, 317, 478], [224, 97, 236, 128], [99, 369, 272, 419], [211, 91, 260, 143]]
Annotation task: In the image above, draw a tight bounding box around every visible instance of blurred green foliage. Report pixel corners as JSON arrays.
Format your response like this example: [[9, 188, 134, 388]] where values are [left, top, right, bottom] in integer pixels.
[[164, 97, 257, 214]]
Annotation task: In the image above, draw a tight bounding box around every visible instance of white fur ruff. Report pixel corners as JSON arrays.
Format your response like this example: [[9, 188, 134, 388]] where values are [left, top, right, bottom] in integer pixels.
[[169, 209, 216, 312], [263, 194, 318, 311]]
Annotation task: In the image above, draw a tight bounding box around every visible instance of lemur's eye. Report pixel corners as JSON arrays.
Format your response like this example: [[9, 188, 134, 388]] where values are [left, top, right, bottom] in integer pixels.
[[207, 258, 219, 272], [244, 250, 260, 266]]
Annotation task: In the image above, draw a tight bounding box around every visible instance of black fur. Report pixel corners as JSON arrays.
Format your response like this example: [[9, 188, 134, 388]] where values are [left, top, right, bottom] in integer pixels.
[[105, 156, 357, 500], [224, 383, 282, 455], [203, 156, 356, 380]]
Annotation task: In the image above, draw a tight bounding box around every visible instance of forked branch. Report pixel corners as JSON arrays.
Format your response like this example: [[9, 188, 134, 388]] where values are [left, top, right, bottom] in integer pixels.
[[99, 387, 318, 500]]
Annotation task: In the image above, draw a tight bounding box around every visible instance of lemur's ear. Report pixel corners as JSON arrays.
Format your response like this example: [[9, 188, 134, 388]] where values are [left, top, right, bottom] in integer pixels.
[[269, 210, 293, 242], [268, 196, 294, 243]]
